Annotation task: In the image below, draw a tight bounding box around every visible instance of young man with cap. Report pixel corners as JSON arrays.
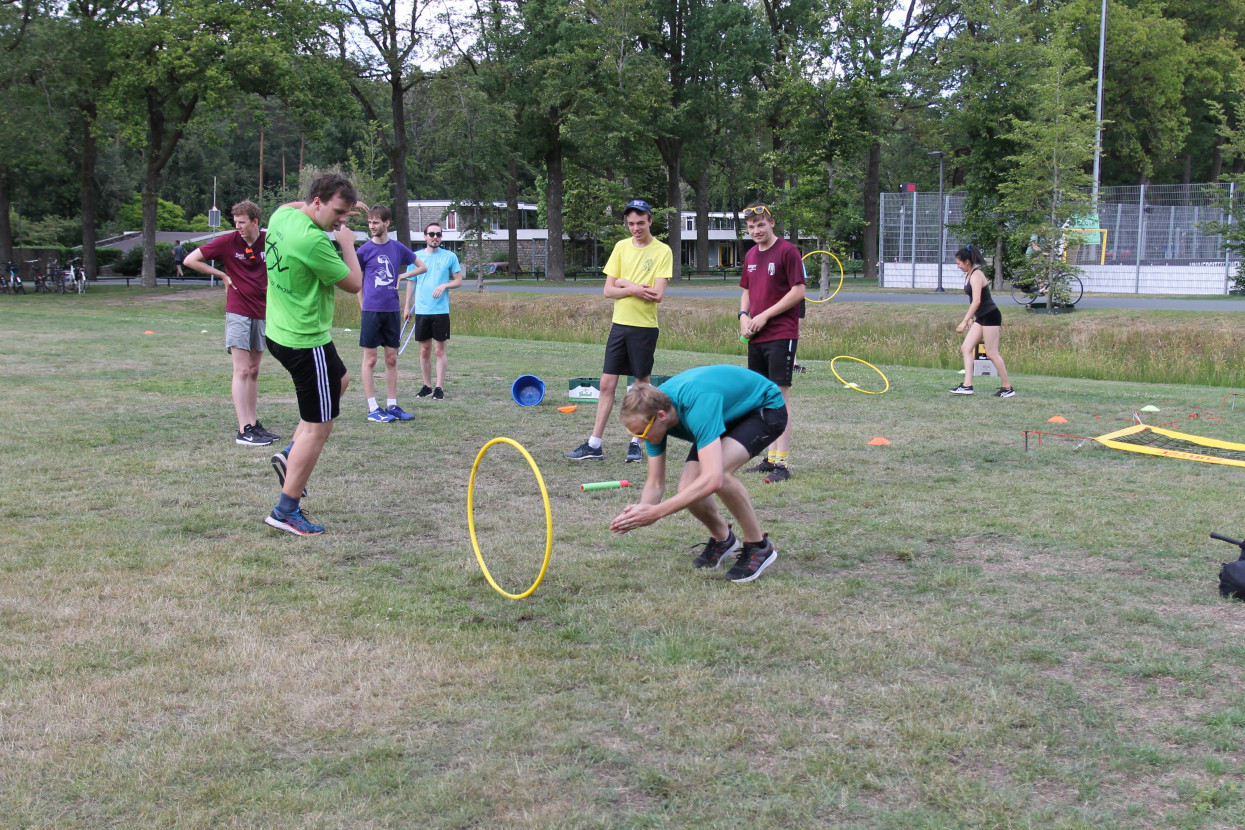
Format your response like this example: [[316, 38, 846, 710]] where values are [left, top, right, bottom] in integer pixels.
[[610, 365, 788, 583], [565, 199, 672, 464], [738, 201, 805, 483]]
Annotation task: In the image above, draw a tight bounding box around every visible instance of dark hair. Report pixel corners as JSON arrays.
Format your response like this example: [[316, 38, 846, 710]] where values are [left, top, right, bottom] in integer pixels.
[[231, 200, 260, 222], [369, 204, 392, 222], [306, 173, 357, 206], [955, 245, 985, 268], [425, 222, 442, 234]]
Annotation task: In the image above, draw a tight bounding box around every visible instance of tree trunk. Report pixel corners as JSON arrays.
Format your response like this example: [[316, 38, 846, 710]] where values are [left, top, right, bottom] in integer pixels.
[[81, 105, 98, 279], [694, 167, 709, 271], [657, 136, 683, 280], [995, 220, 1006, 291], [1211, 134, 1225, 182], [0, 167, 11, 268], [507, 157, 519, 275], [141, 161, 159, 288], [862, 141, 881, 282], [545, 135, 565, 281], [390, 80, 411, 247]]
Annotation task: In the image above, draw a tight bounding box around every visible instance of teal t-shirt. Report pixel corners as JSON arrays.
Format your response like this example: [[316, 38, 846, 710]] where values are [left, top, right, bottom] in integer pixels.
[[264, 206, 350, 348], [646, 365, 785, 456], [408, 247, 461, 315]]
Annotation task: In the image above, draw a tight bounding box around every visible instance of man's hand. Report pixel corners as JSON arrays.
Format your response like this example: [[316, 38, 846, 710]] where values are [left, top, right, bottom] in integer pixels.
[[610, 503, 662, 534]]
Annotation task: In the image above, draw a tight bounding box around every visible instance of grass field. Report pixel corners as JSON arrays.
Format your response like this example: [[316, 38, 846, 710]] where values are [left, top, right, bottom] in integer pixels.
[[2, 286, 1244, 829]]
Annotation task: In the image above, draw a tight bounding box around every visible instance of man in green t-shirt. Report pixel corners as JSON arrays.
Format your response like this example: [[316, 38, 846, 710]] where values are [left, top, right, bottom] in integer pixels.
[[564, 198, 672, 464], [263, 173, 365, 536], [609, 365, 788, 583]]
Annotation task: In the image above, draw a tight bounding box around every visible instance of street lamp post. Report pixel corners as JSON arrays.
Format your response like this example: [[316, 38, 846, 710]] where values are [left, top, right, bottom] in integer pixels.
[[928, 151, 945, 293]]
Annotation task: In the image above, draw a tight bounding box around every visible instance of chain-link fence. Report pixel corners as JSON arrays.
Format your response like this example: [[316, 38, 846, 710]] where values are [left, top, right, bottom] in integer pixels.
[[879, 183, 1240, 294]]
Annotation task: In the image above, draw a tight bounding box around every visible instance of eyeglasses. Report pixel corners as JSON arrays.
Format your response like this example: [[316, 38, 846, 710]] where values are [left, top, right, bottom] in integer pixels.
[[742, 205, 772, 218], [628, 413, 658, 441], [426, 231, 442, 237]]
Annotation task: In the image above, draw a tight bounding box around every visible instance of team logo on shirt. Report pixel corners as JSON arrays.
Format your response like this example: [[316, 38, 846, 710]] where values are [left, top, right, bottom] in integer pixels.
[[374, 255, 396, 288], [747, 264, 757, 272], [768, 263, 775, 275]]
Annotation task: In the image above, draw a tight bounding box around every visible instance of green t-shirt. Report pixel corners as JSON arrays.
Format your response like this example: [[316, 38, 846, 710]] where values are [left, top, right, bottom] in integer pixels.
[[264, 206, 350, 348], [646, 365, 785, 456]]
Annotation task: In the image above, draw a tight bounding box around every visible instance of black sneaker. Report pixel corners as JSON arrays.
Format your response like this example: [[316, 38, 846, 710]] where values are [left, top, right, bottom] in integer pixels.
[[994, 387, 1016, 398], [252, 421, 281, 442], [270, 449, 307, 497], [564, 441, 603, 461], [625, 441, 643, 463], [743, 459, 776, 474], [726, 535, 778, 583], [692, 529, 740, 569], [416, 385, 433, 398], [950, 384, 975, 395], [432, 387, 445, 400], [764, 465, 790, 484], [236, 424, 274, 447]]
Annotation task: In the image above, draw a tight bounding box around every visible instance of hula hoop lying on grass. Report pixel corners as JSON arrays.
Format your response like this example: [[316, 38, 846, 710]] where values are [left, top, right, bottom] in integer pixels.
[[831, 355, 890, 395], [466, 437, 554, 600], [801, 250, 845, 303]]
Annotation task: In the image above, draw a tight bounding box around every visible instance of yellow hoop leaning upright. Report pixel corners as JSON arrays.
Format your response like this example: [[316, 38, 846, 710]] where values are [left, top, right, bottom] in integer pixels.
[[801, 250, 845, 303], [831, 355, 890, 394], [467, 437, 554, 600]]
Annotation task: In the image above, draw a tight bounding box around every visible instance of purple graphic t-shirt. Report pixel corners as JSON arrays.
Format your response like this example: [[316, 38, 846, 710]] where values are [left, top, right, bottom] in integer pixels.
[[357, 239, 417, 312]]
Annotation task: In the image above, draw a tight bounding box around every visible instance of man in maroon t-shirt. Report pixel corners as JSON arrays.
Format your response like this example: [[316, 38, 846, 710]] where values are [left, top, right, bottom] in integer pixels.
[[738, 201, 805, 483], [183, 200, 281, 447]]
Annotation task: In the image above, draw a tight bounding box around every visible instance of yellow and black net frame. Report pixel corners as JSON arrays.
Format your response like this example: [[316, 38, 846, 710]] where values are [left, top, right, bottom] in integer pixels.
[[1094, 424, 1245, 468]]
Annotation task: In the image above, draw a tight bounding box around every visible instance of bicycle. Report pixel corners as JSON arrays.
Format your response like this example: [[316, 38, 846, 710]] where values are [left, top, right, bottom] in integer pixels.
[[1010, 254, 1083, 308], [28, 259, 52, 294], [67, 258, 86, 294], [1, 261, 18, 294]]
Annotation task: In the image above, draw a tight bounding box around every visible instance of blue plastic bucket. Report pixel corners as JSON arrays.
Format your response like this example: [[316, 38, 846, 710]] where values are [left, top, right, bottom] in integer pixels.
[[511, 374, 546, 406]]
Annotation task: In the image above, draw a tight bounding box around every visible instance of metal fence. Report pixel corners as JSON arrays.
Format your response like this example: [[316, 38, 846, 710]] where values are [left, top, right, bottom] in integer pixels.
[[879, 183, 1240, 294]]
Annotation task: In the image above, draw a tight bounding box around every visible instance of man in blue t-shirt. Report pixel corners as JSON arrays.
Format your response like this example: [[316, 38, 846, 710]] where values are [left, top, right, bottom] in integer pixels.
[[403, 221, 464, 400], [357, 205, 426, 422], [609, 365, 788, 583]]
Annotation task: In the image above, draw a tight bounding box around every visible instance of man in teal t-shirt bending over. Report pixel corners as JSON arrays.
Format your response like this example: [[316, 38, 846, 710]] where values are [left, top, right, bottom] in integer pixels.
[[609, 365, 788, 583], [263, 173, 365, 536]]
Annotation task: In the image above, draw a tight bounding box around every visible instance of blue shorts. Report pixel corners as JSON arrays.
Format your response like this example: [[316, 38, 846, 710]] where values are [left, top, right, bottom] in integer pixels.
[[360, 310, 401, 349]]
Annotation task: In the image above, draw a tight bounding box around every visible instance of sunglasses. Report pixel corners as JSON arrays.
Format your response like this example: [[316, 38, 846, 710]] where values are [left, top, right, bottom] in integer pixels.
[[628, 413, 658, 441], [426, 231, 442, 237], [742, 205, 772, 218]]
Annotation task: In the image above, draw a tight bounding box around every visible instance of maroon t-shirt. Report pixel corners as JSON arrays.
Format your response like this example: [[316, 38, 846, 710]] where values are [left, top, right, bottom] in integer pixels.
[[740, 237, 805, 343], [196, 230, 268, 320]]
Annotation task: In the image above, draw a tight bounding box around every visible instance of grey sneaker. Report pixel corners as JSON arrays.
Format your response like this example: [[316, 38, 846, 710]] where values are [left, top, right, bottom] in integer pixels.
[[564, 441, 603, 461], [994, 387, 1016, 398], [744, 458, 777, 474], [625, 441, 643, 463], [950, 384, 975, 395], [252, 421, 281, 442], [270, 449, 307, 498], [236, 424, 274, 447], [726, 535, 778, 583], [693, 529, 740, 569], [764, 465, 790, 483]]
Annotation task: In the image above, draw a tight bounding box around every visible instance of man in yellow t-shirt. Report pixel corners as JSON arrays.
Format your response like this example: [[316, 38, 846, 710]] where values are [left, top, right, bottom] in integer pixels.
[[565, 199, 673, 463]]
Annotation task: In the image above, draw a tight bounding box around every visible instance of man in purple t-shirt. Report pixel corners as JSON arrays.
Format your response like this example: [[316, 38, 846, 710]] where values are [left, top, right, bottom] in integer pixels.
[[356, 205, 426, 422], [738, 201, 805, 483], [183, 200, 282, 447]]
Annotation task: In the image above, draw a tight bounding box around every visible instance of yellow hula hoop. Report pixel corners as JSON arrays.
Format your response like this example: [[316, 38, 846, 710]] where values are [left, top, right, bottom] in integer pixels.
[[466, 437, 554, 600], [831, 355, 890, 395], [802, 250, 845, 303]]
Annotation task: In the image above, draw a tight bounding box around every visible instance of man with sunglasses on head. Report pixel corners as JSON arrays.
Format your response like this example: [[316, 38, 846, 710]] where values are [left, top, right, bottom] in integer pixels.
[[565, 198, 672, 464], [738, 201, 805, 483], [403, 221, 464, 401], [610, 365, 787, 583], [184, 200, 281, 448]]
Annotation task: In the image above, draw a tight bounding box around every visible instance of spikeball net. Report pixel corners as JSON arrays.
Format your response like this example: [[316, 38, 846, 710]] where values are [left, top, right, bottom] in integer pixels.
[[1093, 424, 1245, 469]]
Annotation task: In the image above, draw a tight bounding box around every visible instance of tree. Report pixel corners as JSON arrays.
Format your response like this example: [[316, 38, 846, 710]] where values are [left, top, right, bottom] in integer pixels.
[[0, 0, 43, 266]]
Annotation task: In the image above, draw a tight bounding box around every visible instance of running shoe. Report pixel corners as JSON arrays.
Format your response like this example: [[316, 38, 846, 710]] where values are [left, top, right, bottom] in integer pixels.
[[564, 441, 603, 461], [743, 458, 777, 474], [252, 421, 281, 442], [693, 529, 740, 569], [416, 385, 434, 398], [368, 408, 397, 422], [264, 506, 324, 536], [432, 387, 445, 400], [270, 449, 307, 497], [764, 465, 791, 484], [236, 424, 274, 447], [386, 404, 415, 421], [949, 384, 975, 395], [994, 387, 1017, 398], [625, 441, 643, 463], [726, 535, 778, 583]]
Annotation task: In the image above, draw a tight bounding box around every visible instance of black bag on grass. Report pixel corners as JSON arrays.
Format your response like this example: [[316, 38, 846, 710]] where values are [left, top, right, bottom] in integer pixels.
[[1213, 532, 1245, 600]]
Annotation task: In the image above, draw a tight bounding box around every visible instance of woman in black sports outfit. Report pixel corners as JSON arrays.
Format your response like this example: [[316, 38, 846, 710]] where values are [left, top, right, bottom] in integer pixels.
[[950, 246, 1015, 397]]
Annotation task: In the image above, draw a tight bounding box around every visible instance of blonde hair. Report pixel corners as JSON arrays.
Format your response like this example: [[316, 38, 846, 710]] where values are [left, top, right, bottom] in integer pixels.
[[621, 382, 672, 423]]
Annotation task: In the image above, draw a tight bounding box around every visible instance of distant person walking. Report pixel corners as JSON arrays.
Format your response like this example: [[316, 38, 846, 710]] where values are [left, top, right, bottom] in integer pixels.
[[565, 198, 672, 464], [263, 174, 365, 535], [950, 245, 1015, 398], [403, 221, 463, 401], [172, 240, 187, 278], [182, 200, 280, 447]]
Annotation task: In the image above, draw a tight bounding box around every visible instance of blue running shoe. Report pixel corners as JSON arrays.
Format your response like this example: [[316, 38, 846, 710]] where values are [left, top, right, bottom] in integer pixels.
[[368, 408, 397, 422], [265, 506, 324, 535], [386, 404, 415, 421]]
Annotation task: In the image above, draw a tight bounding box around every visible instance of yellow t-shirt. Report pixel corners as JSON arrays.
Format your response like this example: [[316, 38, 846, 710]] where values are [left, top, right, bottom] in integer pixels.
[[604, 237, 673, 328]]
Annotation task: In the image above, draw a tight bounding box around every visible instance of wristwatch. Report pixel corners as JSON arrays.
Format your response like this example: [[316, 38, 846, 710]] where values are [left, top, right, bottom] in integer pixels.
[[738, 310, 749, 318]]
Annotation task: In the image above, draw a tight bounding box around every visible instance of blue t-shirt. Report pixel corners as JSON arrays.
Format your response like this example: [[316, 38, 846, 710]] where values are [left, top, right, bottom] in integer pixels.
[[357, 239, 417, 312], [646, 365, 786, 456], [409, 247, 461, 315]]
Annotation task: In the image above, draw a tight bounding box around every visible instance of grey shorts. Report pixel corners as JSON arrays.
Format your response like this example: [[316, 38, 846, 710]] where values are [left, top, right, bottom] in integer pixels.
[[225, 313, 266, 353]]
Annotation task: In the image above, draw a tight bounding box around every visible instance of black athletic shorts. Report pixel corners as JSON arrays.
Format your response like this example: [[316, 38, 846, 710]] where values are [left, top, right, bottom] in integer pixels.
[[360, 310, 401, 349], [686, 406, 788, 464], [602, 323, 658, 378], [748, 338, 799, 387], [414, 313, 450, 342], [975, 307, 1003, 327], [267, 338, 347, 424]]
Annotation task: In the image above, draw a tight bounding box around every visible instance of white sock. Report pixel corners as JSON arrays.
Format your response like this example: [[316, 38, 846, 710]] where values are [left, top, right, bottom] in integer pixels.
[[367, 397, 378, 412], [387, 398, 397, 408], [587, 436, 602, 450]]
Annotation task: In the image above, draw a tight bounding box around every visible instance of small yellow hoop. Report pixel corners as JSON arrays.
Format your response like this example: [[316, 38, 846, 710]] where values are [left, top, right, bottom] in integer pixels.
[[802, 250, 846, 303], [466, 437, 554, 600], [831, 355, 890, 395]]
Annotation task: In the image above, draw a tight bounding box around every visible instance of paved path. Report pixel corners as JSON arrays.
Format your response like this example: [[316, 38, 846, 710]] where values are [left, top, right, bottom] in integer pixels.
[[481, 282, 1245, 312]]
